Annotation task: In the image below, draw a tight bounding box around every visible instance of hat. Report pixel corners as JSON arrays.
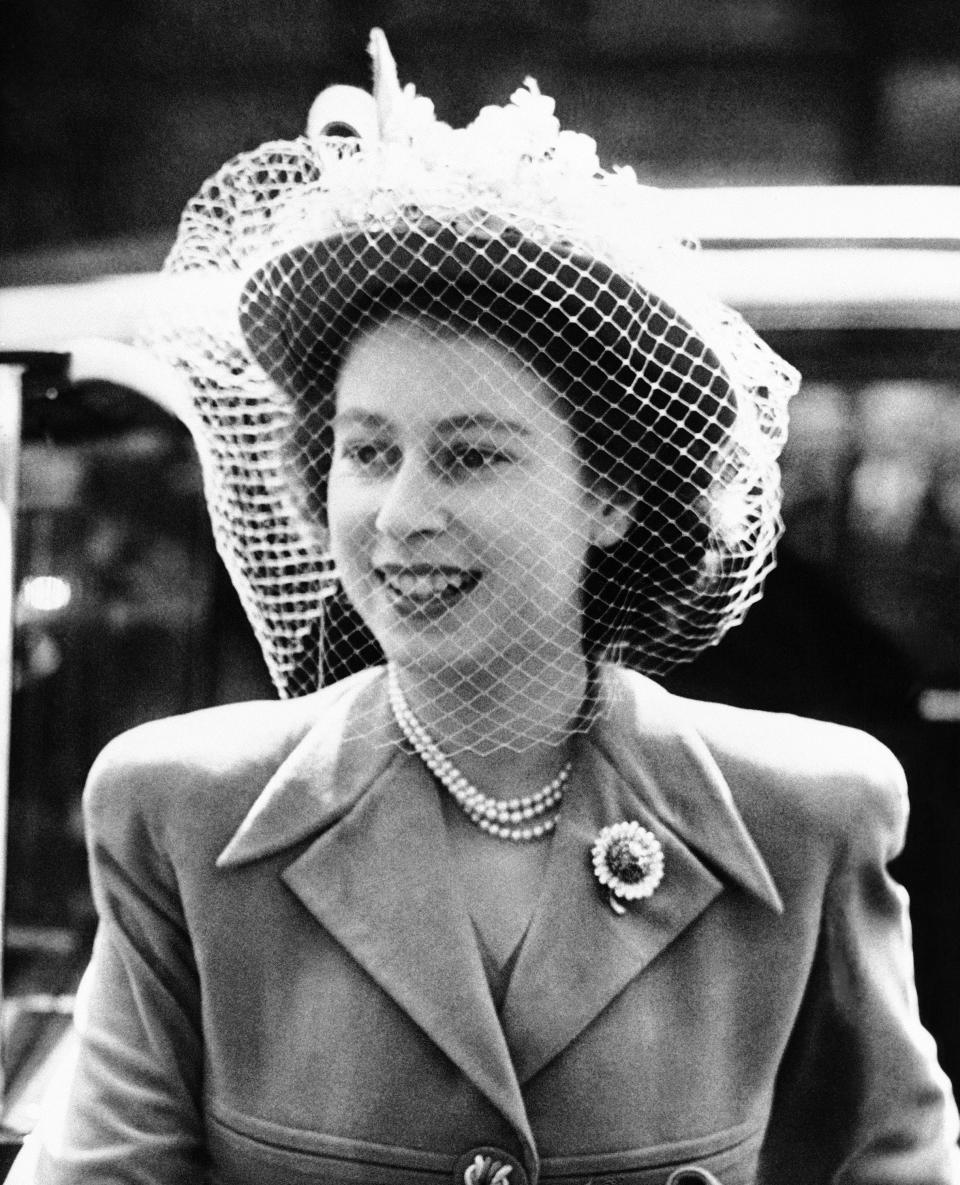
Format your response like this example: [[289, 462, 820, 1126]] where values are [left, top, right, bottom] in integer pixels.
[[146, 29, 799, 707], [240, 225, 715, 417]]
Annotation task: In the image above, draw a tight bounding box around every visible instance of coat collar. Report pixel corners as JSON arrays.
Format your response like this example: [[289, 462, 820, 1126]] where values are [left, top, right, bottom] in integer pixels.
[[500, 667, 782, 1085], [217, 665, 781, 1164], [217, 667, 391, 865], [219, 666, 535, 1157]]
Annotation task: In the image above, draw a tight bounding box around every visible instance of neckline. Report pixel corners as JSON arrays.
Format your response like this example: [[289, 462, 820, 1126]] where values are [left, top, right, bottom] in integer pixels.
[[470, 914, 531, 1012]]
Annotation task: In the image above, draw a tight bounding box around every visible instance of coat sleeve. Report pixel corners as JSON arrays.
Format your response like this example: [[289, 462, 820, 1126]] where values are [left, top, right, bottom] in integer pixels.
[[6, 735, 208, 1185], [759, 740, 960, 1184]]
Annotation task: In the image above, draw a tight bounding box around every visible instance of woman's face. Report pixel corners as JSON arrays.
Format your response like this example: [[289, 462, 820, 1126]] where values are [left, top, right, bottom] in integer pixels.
[[327, 317, 618, 680]]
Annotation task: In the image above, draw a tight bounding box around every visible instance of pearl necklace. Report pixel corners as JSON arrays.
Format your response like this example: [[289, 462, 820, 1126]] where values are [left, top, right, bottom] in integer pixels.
[[386, 663, 569, 843]]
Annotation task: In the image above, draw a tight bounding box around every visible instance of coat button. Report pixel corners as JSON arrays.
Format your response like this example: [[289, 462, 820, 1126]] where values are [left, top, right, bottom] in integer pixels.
[[454, 1146, 528, 1185], [665, 1167, 723, 1184]]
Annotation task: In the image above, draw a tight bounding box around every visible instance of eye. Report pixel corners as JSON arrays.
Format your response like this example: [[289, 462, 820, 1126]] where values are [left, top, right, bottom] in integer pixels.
[[437, 443, 515, 477], [337, 439, 399, 473]]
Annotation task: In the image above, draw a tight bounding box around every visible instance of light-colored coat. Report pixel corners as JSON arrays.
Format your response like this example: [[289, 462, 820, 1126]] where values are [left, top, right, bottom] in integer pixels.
[[10, 667, 960, 1184]]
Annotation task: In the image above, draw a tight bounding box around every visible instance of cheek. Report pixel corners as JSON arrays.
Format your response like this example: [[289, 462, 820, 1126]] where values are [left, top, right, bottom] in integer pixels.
[[487, 474, 593, 577], [326, 474, 372, 563], [325, 478, 347, 549]]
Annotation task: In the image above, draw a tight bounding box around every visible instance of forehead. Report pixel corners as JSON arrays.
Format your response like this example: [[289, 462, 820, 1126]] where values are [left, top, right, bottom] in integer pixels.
[[334, 316, 562, 431]]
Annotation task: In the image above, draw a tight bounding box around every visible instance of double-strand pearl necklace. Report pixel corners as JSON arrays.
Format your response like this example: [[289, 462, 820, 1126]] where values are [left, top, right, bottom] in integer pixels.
[[386, 663, 569, 843]]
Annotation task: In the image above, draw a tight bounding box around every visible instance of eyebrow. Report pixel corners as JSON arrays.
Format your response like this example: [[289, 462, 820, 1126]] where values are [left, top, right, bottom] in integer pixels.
[[434, 414, 530, 438], [332, 411, 530, 437], [331, 411, 389, 433]]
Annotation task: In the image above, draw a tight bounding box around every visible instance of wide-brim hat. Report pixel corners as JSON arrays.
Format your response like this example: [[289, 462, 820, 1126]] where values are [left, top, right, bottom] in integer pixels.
[[239, 224, 722, 419], [145, 29, 800, 703]]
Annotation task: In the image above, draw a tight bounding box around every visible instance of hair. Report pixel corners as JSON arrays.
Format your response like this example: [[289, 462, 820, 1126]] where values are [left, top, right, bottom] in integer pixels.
[[280, 267, 742, 677]]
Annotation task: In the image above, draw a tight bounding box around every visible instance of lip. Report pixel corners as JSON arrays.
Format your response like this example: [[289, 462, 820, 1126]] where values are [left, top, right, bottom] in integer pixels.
[[374, 564, 482, 621]]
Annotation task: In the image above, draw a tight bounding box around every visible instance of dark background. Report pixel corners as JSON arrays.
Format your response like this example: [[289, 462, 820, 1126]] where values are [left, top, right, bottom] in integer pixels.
[[4, 0, 960, 273]]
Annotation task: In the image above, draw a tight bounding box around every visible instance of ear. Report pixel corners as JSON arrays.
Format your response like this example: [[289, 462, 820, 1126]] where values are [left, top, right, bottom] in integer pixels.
[[586, 479, 640, 549]]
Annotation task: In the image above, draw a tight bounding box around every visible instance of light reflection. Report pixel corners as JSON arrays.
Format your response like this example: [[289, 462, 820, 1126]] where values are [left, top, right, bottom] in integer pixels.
[[18, 575, 73, 615]]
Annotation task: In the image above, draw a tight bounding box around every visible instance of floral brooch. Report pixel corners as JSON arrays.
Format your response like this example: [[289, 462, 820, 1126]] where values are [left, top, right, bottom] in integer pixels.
[[591, 821, 665, 914]]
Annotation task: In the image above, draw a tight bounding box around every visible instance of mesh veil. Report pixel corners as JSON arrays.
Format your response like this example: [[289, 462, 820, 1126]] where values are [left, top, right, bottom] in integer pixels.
[[144, 31, 800, 753]]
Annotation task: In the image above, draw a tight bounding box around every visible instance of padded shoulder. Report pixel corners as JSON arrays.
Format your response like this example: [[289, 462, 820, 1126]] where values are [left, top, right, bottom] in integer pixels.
[[679, 694, 905, 788], [675, 692, 909, 859], [82, 669, 379, 860]]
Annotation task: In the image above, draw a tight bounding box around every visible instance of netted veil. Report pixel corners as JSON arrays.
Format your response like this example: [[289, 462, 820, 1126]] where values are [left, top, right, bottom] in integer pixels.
[[144, 29, 799, 757]]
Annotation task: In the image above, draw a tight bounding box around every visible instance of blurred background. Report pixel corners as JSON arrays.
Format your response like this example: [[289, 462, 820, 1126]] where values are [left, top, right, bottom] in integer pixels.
[[4, 0, 960, 261], [1, 0, 959, 1146]]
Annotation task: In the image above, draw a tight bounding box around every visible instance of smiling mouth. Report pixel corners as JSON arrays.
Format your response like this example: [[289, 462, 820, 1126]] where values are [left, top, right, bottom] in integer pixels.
[[375, 565, 482, 617]]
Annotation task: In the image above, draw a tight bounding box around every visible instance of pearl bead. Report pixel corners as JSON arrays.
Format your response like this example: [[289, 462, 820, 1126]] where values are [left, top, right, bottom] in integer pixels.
[[387, 663, 566, 844]]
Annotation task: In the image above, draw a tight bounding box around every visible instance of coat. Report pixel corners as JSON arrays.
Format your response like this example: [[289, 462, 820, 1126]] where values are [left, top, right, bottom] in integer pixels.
[[9, 665, 960, 1185]]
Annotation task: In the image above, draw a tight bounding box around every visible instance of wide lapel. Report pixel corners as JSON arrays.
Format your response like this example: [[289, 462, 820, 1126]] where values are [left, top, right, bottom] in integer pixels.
[[217, 667, 391, 865], [502, 667, 782, 1084], [282, 754, 534, 1147], [217, 668, 534, 1155]]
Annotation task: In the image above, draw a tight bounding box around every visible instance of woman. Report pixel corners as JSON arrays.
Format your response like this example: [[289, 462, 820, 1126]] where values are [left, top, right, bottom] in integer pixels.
[[11, 30, 959, 1185]]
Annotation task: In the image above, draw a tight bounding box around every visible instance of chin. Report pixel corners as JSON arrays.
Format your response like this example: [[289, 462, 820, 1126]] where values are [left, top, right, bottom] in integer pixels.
[[376, 624, 506, 678], [384, 639, 493, 677]]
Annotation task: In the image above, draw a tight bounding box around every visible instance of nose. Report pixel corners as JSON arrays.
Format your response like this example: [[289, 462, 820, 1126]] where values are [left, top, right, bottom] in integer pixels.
[[374, 456, 448, 540]]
